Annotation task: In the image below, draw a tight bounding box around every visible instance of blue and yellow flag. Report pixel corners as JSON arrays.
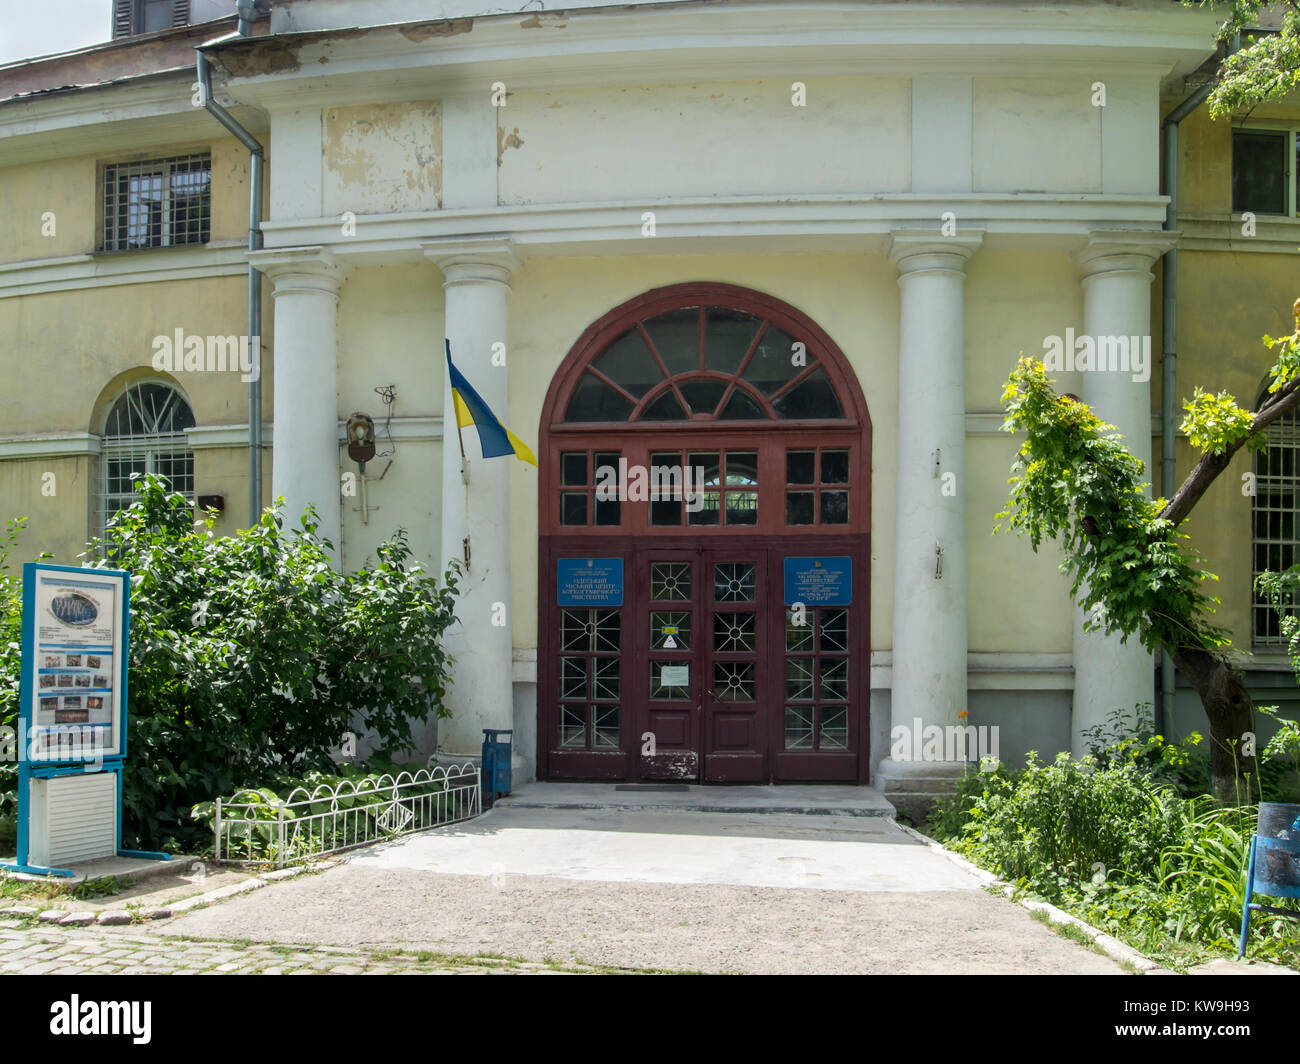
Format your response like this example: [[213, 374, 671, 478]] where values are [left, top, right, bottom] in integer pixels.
[[446, 340, 537, 466]]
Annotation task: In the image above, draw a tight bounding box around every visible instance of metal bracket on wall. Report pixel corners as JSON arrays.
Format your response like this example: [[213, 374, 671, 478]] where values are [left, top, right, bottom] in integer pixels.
[[934, 543, 944, 579]]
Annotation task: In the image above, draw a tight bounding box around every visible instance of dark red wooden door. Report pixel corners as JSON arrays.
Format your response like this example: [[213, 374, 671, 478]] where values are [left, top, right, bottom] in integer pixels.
[[700, 549, 768, 782]]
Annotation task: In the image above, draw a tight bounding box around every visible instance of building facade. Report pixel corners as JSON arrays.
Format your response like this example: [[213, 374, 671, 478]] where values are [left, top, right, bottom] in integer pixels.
[[2, 0, 1297, 808]]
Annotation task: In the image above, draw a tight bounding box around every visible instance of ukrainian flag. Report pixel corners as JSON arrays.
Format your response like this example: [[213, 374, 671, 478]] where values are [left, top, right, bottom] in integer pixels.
[[446, 340, 538, 465]]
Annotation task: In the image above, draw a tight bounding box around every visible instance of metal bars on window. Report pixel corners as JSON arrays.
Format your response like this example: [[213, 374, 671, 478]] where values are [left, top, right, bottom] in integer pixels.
[[102, 153, 211, 251], [98, 382, 196, 537], [1254, 409, 1300, 645]]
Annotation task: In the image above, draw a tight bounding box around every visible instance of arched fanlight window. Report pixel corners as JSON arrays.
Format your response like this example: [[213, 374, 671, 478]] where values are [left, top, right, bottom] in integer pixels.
[[563, 305, 847, 424], [99, 380, 196, 534], [1252, 388, 1299, 645]]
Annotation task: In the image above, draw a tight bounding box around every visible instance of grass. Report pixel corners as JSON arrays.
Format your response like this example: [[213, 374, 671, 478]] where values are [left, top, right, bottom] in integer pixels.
[[0, 872, 123, 905]]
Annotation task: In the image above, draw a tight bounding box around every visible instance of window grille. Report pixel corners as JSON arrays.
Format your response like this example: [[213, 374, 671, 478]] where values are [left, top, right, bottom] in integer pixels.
[[1253, 402, 1300, 645], [102, 153, 211, 251], [98, 382, 196, 538]]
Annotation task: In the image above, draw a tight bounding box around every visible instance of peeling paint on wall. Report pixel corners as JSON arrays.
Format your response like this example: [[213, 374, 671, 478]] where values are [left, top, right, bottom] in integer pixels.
[[399, 18, 473, 42], [322, 101, 442, 215], [497, 126, 524, 167]]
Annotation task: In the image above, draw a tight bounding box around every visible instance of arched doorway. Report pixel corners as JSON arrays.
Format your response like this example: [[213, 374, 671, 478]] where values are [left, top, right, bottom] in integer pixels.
[[538, 283, 872, 783]]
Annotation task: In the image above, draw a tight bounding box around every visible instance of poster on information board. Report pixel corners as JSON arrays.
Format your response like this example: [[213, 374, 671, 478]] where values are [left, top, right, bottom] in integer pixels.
[[23, 563, 129, 764]]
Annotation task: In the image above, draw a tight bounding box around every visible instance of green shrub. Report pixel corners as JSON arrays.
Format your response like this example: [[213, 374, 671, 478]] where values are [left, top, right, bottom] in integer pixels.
[[47, 474, 463, 853], [953, 751, 1187, 896]]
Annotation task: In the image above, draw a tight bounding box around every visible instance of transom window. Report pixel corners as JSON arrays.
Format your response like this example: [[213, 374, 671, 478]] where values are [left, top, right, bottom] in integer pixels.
[[99, 381, 196, 536], [544, 283, 868, 537], [102, 153, 211, 251], [1253, 396, 1300, 645], [564, 305, 845, 423]]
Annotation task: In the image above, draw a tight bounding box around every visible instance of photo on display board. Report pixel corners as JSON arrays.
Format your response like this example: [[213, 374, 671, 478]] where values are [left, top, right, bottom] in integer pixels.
[[43, 655, 60, 667], [56, 674, 72, 688], [39, 673, 55, 688], [86, 655, 101, 668], [65, 654, 82, 667]]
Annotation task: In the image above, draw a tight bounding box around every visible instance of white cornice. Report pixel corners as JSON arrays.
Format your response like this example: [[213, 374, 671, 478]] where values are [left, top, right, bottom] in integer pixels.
[[0, 73, 268, 165], [186, 424, 275, 450], [1178, 214, 1300, 255], [0, 433, 101, 459], [0, 242, 250, 300], [262, 195, 1171, 265], [221, 2, 1217, 109]]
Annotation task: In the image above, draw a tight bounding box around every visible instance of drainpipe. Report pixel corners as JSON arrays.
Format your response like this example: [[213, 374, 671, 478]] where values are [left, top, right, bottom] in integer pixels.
[[1158, 35, 1237, 736], [196, 17, 264, 527]]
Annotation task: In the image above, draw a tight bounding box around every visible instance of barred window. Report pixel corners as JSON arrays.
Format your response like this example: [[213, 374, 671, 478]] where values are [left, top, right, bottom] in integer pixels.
[[99, 382, 196, 536], [1252, 397, 1300, 645], [102, 154, 211, 251]]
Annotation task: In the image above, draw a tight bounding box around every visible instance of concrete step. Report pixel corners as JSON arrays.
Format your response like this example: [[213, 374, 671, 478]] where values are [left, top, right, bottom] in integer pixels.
[[493, 781, 896, 817]]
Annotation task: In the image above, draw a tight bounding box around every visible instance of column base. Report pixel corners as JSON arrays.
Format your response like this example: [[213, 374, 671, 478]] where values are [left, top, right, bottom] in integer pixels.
[[874, 758, 972, 823]]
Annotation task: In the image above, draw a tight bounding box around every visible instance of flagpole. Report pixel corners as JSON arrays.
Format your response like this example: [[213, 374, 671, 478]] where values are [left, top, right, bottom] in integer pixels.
[[447, 338, 469, 484]]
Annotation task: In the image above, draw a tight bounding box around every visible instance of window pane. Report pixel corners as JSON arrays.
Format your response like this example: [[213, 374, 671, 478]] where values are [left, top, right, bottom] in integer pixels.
[[594, 498, 621, 525], [704, 307, 759, 375], [561, 493, 587, 525], [717, 389, 767, 419], [591, 328, 662, 398], [1233, 130, 1287, 215], [774, 367, 844, 419], [687, 492, 721, 526], [725, 492, 758, 525], [821, 490, 849, 524], [561, 452, 587, 486], [566, 373, 635, 421], [642, 307, 701, 376], [679, 378, 727, 416], [640, 390, 689, 421], [821, 449, 849, 484], [785, 705, 814, 750], [786, 491, 814, 525], [787, 451, 815, 484], [725, 451, 758, 486], [741, 323, 799, 395], [689, 452, 721, 487]]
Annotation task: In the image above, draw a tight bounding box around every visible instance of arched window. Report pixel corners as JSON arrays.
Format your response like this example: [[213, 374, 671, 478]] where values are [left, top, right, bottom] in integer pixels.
[[99, 380, 196, 534], [1252, 390, 1299, 645], [563, 305, 846, 423], [542, 283, 869, 536]]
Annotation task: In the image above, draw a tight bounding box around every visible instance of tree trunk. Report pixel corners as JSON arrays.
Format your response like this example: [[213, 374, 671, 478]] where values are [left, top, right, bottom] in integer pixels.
[[1171, 646, 1257, 804]]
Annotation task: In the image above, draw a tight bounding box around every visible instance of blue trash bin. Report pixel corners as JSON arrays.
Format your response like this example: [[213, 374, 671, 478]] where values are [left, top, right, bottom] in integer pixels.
[[1237, 802, 1300, 958], [481, 729, 513, 801]]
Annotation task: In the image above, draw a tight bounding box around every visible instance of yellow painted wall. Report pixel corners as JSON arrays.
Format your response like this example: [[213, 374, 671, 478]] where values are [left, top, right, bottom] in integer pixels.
[[0, 456, 93, 564], [0, 133, 262, 265], [336, 264, 445, 574]]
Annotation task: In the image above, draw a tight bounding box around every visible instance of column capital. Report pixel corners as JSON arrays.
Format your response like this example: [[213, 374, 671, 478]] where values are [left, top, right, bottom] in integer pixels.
[[422, 239, 518, 287], [888, 229, 984, 277], [1073, 229, 1178, 280], [248, 246, 349, 297]]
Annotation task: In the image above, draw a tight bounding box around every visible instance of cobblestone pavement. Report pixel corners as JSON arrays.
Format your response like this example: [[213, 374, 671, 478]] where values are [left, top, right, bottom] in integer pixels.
[[0, 920, 605, 975]]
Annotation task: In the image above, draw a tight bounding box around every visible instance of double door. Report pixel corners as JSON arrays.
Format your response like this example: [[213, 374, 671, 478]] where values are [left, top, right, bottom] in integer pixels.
[[542, 537, 866, 783]]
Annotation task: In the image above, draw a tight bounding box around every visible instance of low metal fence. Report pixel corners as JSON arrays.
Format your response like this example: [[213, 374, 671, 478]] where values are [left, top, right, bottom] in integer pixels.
[[214, 763, 481, 867]]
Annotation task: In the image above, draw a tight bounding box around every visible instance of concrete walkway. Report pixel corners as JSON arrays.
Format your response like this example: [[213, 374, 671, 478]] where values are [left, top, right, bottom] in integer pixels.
[[156, 805, 1124, 974]]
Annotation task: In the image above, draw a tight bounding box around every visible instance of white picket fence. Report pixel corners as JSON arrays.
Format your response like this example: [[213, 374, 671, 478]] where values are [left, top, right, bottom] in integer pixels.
[[214, 763, 481, 867]]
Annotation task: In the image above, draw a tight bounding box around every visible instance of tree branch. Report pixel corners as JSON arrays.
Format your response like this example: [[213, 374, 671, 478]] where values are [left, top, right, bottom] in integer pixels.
[[1159, 377, 1300, 527]]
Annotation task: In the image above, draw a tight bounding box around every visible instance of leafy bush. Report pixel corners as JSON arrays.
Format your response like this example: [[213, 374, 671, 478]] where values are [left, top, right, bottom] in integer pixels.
[[954, 751, 1187, 896], [75, 474, 461, 852], [0, 520, 29, 852]]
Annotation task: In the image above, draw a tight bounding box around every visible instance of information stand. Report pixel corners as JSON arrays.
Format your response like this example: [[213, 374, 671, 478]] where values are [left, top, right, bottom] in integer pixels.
[[1, 563, 168, 878]]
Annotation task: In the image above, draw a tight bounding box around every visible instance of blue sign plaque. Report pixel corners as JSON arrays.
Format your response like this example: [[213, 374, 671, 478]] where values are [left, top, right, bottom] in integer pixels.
[[784, 556, 852, 606], [557, 557, 624, 607]]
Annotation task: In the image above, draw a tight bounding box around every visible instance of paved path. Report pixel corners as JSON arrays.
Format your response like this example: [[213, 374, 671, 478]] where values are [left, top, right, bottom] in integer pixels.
[[0, 922, 601, 975], [155, 808, 1123, 974]]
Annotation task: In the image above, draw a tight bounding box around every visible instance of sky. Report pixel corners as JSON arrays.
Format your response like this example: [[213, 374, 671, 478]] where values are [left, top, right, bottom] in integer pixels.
[[0, 0, 114, 66]]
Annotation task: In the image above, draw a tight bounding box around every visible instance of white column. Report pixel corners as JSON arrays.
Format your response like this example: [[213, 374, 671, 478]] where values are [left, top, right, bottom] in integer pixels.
[[423, 240, 517, 759], [1069, 231, 1173, 754], [249, 246, 348, 553], [877, 231, 983, 803]]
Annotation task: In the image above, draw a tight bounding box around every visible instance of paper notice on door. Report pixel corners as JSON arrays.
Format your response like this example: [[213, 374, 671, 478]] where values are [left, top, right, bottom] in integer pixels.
[[660, 664, 689, 687]]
